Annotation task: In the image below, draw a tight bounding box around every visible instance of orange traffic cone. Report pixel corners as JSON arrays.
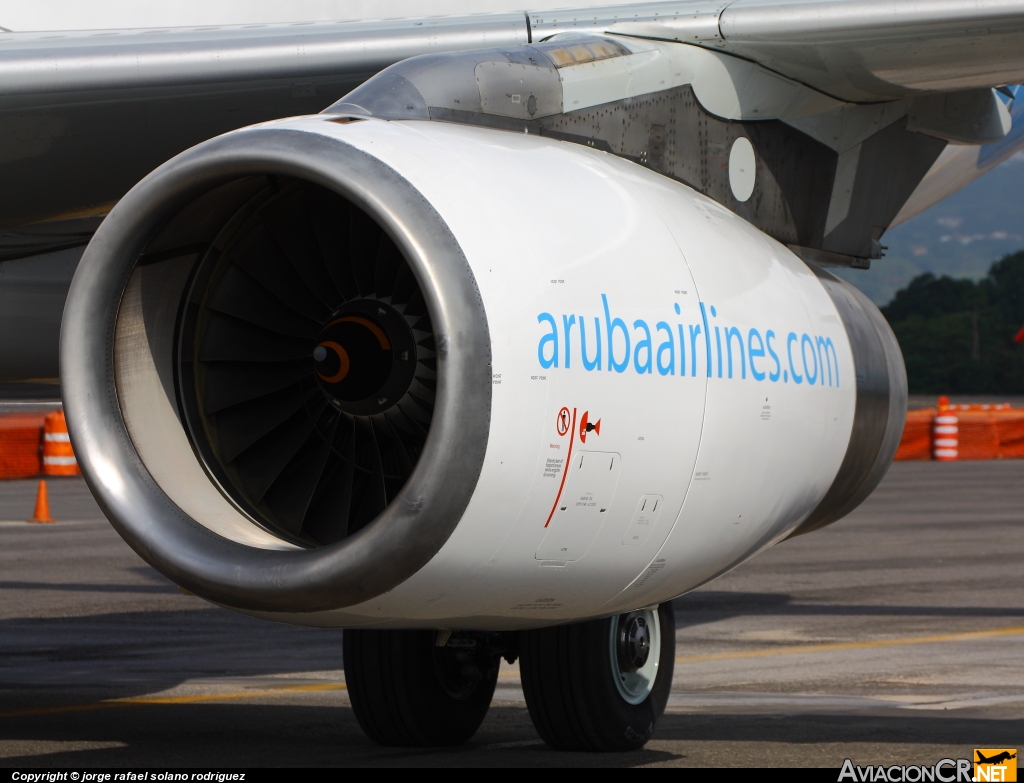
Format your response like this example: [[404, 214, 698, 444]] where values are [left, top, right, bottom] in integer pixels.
[[28, 479, 54, 524]]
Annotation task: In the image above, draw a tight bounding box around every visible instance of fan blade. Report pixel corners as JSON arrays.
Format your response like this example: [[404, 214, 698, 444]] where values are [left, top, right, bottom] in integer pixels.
[[349, 208, 381, 298], [198, 313, 313, 363], [373, 234, 403, 300], [308, 189, 360, 303], [391, 262, 417, 307], [300, 416, 357, 545], [372, 414, 415, 502], [187, 181, 440, 547], [231, 399, 327, 504], [399, 382, 432, 417], [262, 409, 340, 536], [406, 377, 435, 403], [403, 287, 428, 320], [203, 360, 312, 413], [213, 380, 320, 463], [264, 194, 342, 311], [384, 405, 429, 452], [231, 223, 332, 322], [348, 417, 387, 534], [206, 265, 321, 339], [416, 333, 436, 353], [396, 401, 431, 437]]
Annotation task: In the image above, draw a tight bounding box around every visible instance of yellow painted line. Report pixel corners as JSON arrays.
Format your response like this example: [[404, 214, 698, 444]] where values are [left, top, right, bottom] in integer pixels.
[[675, 625, 1024, 664], [0, 682, 346, 720], [5, 626, 1021, 720]]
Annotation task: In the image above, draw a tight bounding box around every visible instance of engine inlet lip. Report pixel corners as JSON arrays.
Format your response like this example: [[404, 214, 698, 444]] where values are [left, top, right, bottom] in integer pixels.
[[61, 126, 492, 613]]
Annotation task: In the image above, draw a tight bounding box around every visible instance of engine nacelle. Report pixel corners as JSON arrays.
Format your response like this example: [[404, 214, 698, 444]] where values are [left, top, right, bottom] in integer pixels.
[[62, 114, 905, 629]]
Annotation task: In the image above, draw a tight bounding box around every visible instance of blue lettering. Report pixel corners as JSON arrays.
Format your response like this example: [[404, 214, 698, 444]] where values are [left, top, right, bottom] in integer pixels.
[[603, 294, 630, 373], [537, 313, 558, 369], [787, 332, 802, 384], [580, 316, 602, 371], [766, 330, 781, 382], [633, 320, 653, 374], [726, 326, 746, 379], [656, 322, 675, 376], [817, 336, 839, 387], [698, 303, 712, 378], [689, 324, 702, 377], [710, 306, 723, 378], [714, 326, 723, 378], [532, 301, 841, 392], [801, 333, 819, 385], [748, 328, 766, 381], [676, 324, 685, 376], [562, 314, 576, 369]]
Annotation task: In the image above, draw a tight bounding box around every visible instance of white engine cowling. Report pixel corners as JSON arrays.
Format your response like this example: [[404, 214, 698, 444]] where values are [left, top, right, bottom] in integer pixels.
[[61, 115, 905, 630]]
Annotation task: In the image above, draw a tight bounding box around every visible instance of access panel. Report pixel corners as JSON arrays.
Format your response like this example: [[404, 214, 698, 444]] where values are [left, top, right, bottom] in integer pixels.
[[536, 450, 621, 561]]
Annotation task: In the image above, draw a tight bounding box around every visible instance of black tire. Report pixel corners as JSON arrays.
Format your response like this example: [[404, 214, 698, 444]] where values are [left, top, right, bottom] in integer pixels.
[[519, 603, 675, 752], [343, 628, 499, 746]]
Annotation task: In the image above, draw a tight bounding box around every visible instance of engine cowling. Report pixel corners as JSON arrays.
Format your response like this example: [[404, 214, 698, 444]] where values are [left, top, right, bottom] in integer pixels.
[[62, 114, 905, 629]]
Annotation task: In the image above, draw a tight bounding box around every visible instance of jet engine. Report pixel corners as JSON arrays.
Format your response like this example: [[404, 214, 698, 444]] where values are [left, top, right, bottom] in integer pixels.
[[62, 109, 905, 629], [61, 35, 911, 749]]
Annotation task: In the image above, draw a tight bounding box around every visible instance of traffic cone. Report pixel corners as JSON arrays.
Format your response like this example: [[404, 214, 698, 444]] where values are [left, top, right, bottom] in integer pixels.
[[28, 479, 54, 524]]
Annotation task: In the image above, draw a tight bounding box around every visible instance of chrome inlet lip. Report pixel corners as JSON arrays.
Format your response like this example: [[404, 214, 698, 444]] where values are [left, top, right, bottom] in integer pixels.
[[60, 127, 492, 613]]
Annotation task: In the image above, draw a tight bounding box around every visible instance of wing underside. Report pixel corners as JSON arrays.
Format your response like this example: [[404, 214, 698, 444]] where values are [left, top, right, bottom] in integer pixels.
[[2, 0, 1024, 260], [635, 0, 1024, 102]]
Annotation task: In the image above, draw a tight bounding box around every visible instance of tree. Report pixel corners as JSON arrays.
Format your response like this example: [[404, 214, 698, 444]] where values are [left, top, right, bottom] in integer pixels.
[[880, 251, 1024, 393]]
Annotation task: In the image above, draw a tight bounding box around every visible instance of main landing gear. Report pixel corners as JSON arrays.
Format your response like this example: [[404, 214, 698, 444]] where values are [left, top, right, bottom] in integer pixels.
[[343, 628, 502, 746], [343, 603, 675, 751]]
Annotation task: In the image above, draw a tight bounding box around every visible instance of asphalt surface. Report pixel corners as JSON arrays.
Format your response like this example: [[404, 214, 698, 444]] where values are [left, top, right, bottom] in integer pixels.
[[1, 462, 1022, 767]]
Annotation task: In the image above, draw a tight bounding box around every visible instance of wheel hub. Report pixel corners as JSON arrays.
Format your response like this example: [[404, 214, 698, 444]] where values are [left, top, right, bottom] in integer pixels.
[[609, 607, 661, 705], [617, 614, 651, 672]]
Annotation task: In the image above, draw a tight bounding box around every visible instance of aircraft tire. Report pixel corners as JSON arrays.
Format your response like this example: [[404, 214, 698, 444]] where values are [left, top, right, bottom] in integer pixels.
[[519, 603, 675, 752], [343, 628, 499, 746]]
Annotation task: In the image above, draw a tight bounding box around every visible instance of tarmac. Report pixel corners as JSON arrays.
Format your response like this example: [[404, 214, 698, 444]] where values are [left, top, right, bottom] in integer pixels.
[[1, 461, 1022, 767]]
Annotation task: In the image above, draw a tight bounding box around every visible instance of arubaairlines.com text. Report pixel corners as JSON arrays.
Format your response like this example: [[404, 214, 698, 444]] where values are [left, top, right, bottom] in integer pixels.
[[839, 759, 973, 782]]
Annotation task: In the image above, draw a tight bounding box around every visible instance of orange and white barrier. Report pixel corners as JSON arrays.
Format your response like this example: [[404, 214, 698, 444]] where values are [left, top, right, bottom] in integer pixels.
[[941, 403, 1011, 412], [894, 409, 934, 460], [42, 411, 79, 476], [893, 398, 1024, 461], [932, 412, 959, 461], [0, 413, 47, 478], [955, 411, 1000, 460], [0, 408, 79, 478], [995, 409, 1024, 458]]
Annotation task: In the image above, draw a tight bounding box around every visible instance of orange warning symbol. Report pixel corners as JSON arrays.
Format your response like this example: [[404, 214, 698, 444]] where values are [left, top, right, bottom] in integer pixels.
[[580, 411, 601, 443], [556, 407, 571, 437]]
